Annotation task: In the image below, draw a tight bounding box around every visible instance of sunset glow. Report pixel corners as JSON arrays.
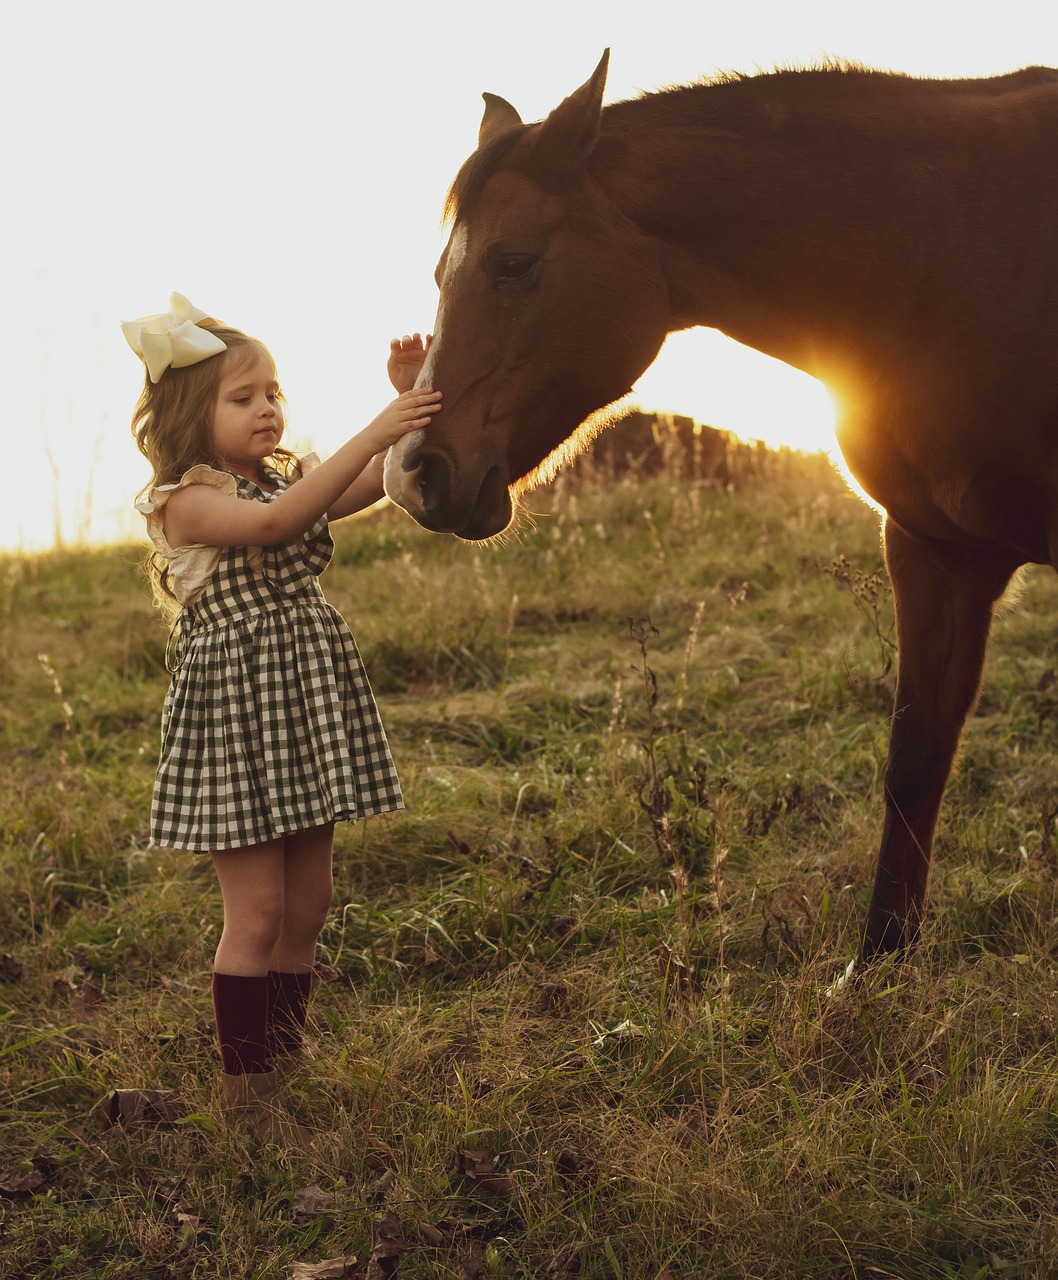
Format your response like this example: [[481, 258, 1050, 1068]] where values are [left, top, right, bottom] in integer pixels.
[[634, 331, 837, 457]]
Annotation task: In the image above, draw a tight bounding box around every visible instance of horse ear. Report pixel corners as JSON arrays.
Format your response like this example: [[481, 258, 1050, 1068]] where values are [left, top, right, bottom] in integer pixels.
[[479, 93, 524, 147], [529, 49, 610, 175]]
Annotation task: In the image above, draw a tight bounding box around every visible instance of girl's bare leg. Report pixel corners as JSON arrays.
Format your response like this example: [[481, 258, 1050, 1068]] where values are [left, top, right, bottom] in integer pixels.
[[211, 839, 288, 975], [270, 822, 335, 973], [207, 835, 328, 1145], [207, 840, 286, 1077], [267, 823, 335, 1060]]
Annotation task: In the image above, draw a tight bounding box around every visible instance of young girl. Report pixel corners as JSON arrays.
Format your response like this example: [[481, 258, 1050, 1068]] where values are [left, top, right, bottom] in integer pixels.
[[125, 292, 437, 1143]]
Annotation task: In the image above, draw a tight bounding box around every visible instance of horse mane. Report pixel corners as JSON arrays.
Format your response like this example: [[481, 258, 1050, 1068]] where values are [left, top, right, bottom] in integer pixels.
[[610, 62, 1058, 133], [444, 127, 528, 226], [445, 62, 1058, 225]]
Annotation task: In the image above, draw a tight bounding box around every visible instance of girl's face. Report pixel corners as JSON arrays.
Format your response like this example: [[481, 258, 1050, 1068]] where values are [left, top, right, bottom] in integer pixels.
[[211, 349, 286, 481]]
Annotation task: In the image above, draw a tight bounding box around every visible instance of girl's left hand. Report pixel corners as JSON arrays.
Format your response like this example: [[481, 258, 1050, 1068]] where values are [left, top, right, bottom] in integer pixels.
[[388, 333, 432, 392]]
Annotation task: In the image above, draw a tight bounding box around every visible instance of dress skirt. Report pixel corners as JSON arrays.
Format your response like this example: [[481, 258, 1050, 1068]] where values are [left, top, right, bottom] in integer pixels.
[[140, 462, 403, 853]]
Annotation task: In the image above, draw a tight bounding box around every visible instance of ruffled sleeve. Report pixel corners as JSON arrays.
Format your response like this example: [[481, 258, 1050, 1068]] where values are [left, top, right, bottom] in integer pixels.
[[135, 465, 240, 606]]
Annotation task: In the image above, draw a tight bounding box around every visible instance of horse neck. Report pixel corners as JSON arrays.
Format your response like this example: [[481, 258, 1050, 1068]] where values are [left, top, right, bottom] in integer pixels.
[[593, 79, 993, 382]]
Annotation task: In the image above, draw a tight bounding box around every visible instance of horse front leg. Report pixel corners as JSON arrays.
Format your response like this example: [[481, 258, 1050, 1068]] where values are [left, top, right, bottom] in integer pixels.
[[859, 520, 1016, 959]]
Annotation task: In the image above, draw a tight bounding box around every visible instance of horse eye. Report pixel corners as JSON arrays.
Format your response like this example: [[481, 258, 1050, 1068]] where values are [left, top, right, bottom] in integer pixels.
[[491, 253, 538, 287]]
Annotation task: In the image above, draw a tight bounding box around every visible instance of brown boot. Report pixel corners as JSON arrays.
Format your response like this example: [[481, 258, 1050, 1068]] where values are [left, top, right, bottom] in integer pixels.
[[219, 1069, 315, 1148]]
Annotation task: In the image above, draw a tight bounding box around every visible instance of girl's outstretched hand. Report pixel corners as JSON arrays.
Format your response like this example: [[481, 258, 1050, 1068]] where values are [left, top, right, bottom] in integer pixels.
[[388, 333, 432, 392], [364, 387, 442, 451]]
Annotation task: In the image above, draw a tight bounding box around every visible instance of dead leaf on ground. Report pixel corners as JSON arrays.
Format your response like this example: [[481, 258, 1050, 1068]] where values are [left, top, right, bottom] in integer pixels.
[[288, 1256, 361, 1280], [454, 1147, 517, 1198], [314, 964, 356, 989], [99, 1088, 186, 1128], [366, 1235, 403, 1276], [458, 1247, 486, 1280], [173, 1207, 206, 1235], [153, 1181, 207, 1236], [32, 1150, 59, 1178], [0, 1169, 46, 1199], [365, 1208, 405, 1280], [378, 1207, 401, 1239], [363, 1134, 398, 1172], [69, 980, 103, 1017], [292, 1184, 335, 1219], [416, 1221, 447, 1246], [1, 1150, 57, 1201], [658, 945, 698, 993], [421, 1216, 494, 1244], [370, 1170, 396, 1203]]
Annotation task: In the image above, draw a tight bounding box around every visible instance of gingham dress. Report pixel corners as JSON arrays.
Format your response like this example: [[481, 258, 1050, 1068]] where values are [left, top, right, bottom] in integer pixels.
[[139, 461, 403, 852]]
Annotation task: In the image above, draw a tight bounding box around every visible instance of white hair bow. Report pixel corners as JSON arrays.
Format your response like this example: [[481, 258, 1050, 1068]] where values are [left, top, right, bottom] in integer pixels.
[[121, 292, 227, 383]]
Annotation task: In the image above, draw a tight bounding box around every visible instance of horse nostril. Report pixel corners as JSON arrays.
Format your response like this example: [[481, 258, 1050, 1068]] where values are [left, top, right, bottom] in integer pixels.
[[404, 447, 452, 514]]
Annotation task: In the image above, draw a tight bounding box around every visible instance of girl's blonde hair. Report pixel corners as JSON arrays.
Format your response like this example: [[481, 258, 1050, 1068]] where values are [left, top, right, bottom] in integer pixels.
[[132, 322, 301, 611]]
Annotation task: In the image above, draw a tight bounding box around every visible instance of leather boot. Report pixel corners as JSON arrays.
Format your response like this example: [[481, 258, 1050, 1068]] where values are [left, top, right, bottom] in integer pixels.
[[219, 1069, 314, 1148]]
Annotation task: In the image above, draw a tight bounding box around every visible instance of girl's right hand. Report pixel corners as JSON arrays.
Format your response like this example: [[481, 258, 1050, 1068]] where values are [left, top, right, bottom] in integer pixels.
[[364, 387, 442, 450], [388, 333, 433, 392]]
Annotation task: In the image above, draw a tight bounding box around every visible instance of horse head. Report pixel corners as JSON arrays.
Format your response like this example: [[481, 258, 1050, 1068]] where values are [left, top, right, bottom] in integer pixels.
[[383, 51, 672, 539]]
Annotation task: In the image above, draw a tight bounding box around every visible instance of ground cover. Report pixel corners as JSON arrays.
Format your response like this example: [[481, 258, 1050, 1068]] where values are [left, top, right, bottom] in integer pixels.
[[3, 435, 1058, 1278]]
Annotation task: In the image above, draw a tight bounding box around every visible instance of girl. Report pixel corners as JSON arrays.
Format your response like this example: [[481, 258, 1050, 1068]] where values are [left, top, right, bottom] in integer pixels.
[[125, 293, 437, 1143]]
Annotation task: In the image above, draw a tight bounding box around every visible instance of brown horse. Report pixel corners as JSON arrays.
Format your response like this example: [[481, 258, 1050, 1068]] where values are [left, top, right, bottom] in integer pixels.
[[383, 52, 1058, 958]]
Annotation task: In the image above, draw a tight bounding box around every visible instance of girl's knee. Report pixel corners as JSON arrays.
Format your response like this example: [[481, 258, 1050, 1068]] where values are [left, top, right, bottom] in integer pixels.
[[228, 903, 286, 957], [283, 884, 332, 943], [285, 898, 332, 946]]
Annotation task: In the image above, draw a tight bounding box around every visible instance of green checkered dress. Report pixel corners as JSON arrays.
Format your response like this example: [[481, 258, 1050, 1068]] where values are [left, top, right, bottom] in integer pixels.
[[147, 467, 403, 851]]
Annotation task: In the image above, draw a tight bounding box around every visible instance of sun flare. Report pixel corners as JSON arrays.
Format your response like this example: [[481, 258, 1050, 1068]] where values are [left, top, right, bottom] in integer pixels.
[[632, 329, 838, 457]]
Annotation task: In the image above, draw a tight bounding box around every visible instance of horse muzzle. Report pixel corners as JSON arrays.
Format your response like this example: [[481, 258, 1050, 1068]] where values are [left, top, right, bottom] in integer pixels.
[[384, 436, 513, 540]]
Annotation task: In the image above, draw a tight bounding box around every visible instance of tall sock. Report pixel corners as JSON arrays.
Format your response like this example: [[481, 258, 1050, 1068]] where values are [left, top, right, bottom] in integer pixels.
[[267, 970, 315, 1058], [212, 972, 270, 1076]]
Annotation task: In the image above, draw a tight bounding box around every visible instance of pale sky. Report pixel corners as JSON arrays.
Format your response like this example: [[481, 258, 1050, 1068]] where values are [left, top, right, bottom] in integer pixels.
[[4, 0, 1055, 551]]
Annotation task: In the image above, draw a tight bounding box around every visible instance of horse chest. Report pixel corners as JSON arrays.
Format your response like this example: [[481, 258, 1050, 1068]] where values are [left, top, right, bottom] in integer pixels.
[[835, 419, 1050, 561]]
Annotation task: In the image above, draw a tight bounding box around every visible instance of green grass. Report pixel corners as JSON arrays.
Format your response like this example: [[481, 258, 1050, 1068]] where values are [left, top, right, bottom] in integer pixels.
[[4, 431, 1058, 1278]]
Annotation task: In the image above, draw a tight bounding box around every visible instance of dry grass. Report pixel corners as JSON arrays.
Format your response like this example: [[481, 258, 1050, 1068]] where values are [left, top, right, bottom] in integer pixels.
[[4, 431, 1058, 1278]]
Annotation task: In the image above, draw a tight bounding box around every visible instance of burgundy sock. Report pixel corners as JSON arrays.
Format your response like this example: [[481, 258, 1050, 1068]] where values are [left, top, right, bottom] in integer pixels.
[[212, 972, 270, 1075], [267, 970, 315, 1058]]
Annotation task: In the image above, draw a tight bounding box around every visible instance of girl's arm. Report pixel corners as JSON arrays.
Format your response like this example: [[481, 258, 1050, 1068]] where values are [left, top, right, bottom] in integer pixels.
[[326, 453, 387, 521], [162, 388, 441, 549]]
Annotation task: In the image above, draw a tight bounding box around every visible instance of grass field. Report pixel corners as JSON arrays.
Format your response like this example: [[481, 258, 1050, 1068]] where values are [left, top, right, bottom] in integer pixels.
[[4, 426, 1058, 1279]]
